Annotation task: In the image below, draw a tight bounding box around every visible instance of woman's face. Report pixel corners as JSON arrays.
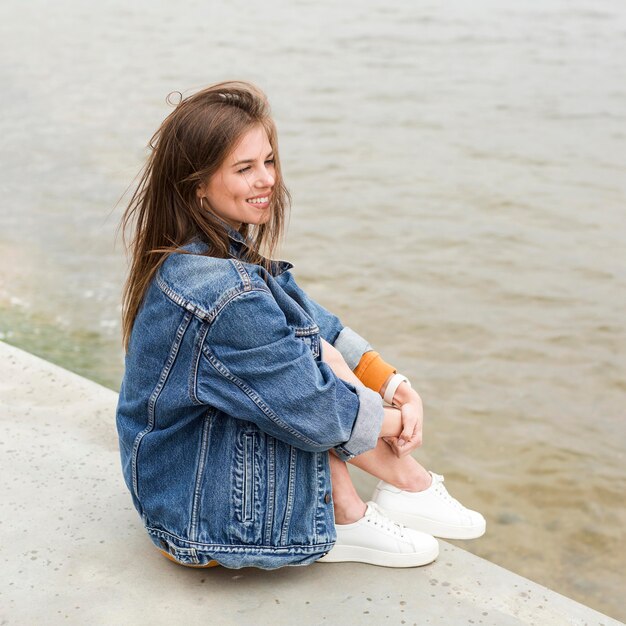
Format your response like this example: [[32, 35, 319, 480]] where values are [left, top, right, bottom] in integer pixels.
[[197, 124, 276, 229]]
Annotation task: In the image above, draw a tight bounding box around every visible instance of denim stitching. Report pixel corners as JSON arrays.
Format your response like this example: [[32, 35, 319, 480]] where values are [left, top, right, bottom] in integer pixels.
[[131, 311, 192, 499], [280, 446, 297, 544], [148, 527, 332, 552], [264, 437, 276, 545], [190, 410, 213, 542], [189, 323, 209, 406], [230, 259, 252, 290], [312, 453, 319, 545], [200, 345, 322, 450], [156, 272, 211, 320], [293, 325, 319, 336], [312, 333, 321, 359], [242, 433, 255, 522], [199, 289, 323, 449], [205, 286, 268, 325], [315, 452, 327, 544], [156, 270, 263, 325], [333, 444, 355, 462], [190, 547, 199, 564]]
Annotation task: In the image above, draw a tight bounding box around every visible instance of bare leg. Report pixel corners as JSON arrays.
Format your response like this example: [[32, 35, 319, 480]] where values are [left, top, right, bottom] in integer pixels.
[[328, 452, 367, 524], [321, 339, 431, 495], [329, 439, 431, 526], [349, 438, 432, 492]]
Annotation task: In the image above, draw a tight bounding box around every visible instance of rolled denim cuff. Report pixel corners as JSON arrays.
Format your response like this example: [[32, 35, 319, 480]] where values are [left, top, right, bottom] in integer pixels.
[[333, 326, 373, 370], [333, 385, 384, 461]]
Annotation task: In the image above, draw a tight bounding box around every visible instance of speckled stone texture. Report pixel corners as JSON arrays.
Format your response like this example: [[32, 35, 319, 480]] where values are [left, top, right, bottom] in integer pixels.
[[0, 341, 621, 626]]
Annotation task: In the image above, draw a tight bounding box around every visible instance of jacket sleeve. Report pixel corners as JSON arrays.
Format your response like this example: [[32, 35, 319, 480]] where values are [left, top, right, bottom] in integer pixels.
[[194, 287, 384, 461], [275, 270, 374, 369]]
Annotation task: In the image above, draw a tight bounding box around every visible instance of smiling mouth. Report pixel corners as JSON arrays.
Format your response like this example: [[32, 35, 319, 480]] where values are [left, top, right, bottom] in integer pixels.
[[246, 196, 270, 205]]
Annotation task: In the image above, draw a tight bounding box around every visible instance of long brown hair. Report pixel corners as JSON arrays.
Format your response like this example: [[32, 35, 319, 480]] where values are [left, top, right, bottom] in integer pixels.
[[120, 80, 291, 352]]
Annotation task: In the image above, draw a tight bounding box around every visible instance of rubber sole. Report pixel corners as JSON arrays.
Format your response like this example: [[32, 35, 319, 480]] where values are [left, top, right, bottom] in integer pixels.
[[380, 509, 486, 540], [317, 542, 439, 568]]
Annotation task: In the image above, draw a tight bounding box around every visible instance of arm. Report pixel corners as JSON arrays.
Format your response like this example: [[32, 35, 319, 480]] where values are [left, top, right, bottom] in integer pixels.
[[275, 270, 373, 365], [322, 338, 423, 457], [194, 288, 384, 461], [275, 270, 397, 393], [320, 338, 406, 439], [380, 373, 419, 408], [277, 270, 422, 453]]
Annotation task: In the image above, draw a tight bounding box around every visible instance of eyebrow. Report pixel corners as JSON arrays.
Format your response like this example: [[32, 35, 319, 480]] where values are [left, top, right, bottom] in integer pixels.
[[232, 151, 274, 167]]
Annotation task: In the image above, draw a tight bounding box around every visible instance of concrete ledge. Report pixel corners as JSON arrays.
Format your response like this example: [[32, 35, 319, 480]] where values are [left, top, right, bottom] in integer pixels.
[[1, 341, 621, 625]]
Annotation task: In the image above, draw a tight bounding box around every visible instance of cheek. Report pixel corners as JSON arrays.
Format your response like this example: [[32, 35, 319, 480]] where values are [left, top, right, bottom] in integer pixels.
[[234, 176, 253, 199], [209, 185, 233, 208], [223, 177, 248, 202]]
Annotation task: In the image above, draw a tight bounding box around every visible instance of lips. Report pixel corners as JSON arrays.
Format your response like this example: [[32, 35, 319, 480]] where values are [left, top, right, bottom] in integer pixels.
[[246, 194, 270, 206]]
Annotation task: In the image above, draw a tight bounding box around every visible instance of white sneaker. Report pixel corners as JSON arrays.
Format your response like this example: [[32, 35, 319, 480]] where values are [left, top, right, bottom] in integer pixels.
[[372, 472, 486, 540], [317, 501, 438, 567]]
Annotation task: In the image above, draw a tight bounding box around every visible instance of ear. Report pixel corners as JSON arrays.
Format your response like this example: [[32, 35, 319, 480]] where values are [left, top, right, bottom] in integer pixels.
[[196, 183, 206, 199]]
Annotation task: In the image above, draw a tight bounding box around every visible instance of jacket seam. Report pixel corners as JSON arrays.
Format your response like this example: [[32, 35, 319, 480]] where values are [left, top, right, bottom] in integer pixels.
[[200, 343, 323, 450], [280, 446, 297, 544], [155, 272, 212, 320], [242, 432, 256, 522], [209, 286, 263, 324], [131, 311, 193, 500], [230, 258, 252, 289], [155, 268, 262, 325], [189, 409, 214, 541], [294, 325, 319, 336], [264, 437, 276, 545], [189, 323, 209, 406], [147, 526, 332, 551]]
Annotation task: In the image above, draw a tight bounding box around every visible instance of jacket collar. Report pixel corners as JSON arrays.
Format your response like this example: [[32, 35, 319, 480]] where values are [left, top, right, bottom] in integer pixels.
[[188, 218, 293, 277], [229, 228, 293, 278]]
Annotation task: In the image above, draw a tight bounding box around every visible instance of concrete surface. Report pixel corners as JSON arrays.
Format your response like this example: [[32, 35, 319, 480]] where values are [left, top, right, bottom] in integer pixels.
[[0, 340, 622, 626]]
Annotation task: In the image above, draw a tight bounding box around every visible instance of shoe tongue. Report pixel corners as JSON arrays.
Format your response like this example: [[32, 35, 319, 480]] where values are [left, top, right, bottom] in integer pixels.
[[365, 501, 381, 517], [430, 472, 444, 484]]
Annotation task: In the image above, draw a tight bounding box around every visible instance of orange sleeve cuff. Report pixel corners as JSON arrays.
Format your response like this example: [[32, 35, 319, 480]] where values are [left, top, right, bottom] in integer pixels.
[[353, 351, 397, 393]]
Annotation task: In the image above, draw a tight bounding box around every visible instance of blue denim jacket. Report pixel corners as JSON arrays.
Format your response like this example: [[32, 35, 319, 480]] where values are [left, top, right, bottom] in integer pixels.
[[116, 226, 384, 569]]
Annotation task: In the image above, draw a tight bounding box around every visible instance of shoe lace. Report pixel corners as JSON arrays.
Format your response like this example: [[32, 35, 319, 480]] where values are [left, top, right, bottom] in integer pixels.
[[431, 473, 466, 513], [366, 503, 407, 538]]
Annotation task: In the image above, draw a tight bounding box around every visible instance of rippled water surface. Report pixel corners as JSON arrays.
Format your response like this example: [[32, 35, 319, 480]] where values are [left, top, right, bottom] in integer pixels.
[[1, 0, 625, 619]]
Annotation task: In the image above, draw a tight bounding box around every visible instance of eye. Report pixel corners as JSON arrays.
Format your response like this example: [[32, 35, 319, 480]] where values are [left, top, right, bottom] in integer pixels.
[[265, 158, 275, 166], [237, 165, 252, 174]]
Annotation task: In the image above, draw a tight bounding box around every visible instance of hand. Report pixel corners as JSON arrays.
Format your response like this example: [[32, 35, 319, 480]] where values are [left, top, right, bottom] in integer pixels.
[[383, 397, 423, 458]]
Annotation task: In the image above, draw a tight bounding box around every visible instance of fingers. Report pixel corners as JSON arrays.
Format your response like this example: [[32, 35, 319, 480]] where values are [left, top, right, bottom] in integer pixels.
[[383, 437, 403, 458], [397, 442, 415, 458], [398, 414, 417, 448], [385, 400, 425, 455], [411, 420, 423, 447], [387, 430, 422, 457], [384, 437, 413, 458]]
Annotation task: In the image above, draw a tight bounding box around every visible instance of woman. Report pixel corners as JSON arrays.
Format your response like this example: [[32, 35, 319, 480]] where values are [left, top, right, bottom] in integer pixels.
[[116, 80, 485, 570]]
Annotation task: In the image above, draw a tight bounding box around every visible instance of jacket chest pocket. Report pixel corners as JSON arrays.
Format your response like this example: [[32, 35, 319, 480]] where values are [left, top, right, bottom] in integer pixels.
[[295, 326, 321, 360]]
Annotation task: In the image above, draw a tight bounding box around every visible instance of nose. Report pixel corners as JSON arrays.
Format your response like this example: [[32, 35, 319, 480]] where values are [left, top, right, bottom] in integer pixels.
[[255, 164, 274, 189]]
